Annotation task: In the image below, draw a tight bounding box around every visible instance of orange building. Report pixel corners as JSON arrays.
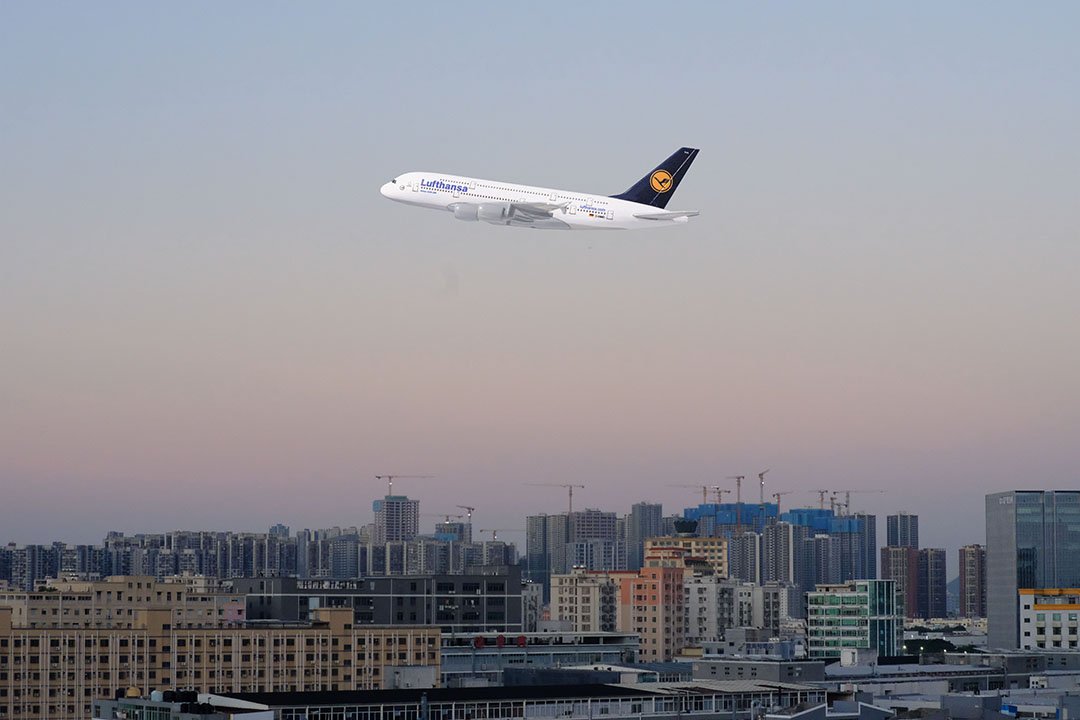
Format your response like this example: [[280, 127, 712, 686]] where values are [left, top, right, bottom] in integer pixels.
[[617, 546, 687, 661]]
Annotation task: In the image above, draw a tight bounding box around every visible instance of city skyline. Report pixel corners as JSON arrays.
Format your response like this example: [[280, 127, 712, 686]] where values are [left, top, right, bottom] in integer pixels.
[[3, 4, 1078, 557]]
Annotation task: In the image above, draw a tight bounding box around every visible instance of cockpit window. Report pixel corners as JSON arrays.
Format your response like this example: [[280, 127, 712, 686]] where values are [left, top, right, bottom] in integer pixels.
[[391, 178, 397, 184]]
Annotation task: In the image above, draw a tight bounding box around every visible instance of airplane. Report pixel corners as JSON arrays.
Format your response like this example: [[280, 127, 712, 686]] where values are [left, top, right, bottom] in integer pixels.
[[380, 147, 699, 230]]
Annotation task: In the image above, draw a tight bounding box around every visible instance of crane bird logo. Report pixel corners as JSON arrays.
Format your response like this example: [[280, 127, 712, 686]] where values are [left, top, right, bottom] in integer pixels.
[[649, 169, 673, 193]]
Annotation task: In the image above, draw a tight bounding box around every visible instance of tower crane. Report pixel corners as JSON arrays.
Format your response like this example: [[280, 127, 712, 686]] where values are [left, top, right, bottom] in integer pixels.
[[667, 484, 710, 505], [758, 469, 770, 506], [727, 475, 746, 532], [375, 474, 432, 495], [525, 483, 585, 513], [456, 505, 476, 523], [812, 490, 830, 510], [772, 491, 794, 515], [830, 489, 887, 516], [479, 528, 523, 541], [710, 486, 732, 504]]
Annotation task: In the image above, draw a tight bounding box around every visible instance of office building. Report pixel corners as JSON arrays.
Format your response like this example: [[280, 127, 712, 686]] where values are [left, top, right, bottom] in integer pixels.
[[1, 605, 438, 720], [806, 579, 902, 659], [853, 513, 878, 579], [1018, 589, 1080, 651], [886, 513, 919, 549], [986, 490, 1080, 648], [236, 566, 522, 633], [959, 544, 987, 618], [917, 548, 947, 619]]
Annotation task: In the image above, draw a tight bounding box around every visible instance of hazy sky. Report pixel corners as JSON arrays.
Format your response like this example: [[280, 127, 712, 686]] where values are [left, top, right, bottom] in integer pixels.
[[2, 3, 1078, 572]]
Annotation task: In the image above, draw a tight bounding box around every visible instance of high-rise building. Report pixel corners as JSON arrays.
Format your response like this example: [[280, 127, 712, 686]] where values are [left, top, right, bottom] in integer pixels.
[[959, 544, 987, 618], [986, 491, 1080, 648], [373, 495, 420, 544], [617, 546, 687, 661], [853, 513, 878, 579], [550, 568, 620, 632], [880, 546, 919, 618], [761, 522, 799, 585], [917, 548, 947, 619], [728, 532, 761, 583], [806, 579, 902, 659], [626, 502, 663, 571], [886, 513, 919, 549]]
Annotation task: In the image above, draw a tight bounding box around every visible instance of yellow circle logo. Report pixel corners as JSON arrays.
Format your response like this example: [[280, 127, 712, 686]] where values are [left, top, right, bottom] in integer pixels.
[[650, 170, 673, 193]]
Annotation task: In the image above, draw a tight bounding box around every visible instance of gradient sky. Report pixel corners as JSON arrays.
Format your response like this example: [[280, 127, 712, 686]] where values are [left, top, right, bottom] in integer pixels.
[[2, 3, 1078, 574]]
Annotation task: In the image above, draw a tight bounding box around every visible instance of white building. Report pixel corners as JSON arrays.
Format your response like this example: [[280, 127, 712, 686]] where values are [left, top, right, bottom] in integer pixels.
[[550, 567, 620, 632], [1019, 589, 1080, 650]]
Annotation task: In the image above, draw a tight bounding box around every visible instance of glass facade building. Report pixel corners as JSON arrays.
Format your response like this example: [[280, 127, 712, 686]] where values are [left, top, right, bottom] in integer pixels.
[[986, 491, 1080, 648], [806, 579, 902, 659]]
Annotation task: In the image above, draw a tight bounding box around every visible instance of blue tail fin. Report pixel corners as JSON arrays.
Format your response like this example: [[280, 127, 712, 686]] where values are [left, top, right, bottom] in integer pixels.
[[611, 147, 699, 209]]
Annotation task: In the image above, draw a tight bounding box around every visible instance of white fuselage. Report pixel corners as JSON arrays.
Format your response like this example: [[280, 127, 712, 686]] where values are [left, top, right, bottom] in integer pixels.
[[380, 172, 692, 230]]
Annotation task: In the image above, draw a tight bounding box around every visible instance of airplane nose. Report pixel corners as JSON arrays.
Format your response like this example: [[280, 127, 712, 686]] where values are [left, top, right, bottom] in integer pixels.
[[380, 182, 392, 198]]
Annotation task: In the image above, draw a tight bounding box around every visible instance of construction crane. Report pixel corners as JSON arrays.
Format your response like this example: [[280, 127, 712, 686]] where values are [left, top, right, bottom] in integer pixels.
[[727, 475, 746, 532], [772, 491, 794, 515], [757, 469, 770, 505], [375, 474, 432, 496], [422, 513, 464, 523], [525, 483, 585, 513], [710, 486, 732, 504], [812, 490, 830, 510], [831, 489, 886, 516], [667, 484, 711, 505], [456, 505, 476, 523], [479, 528, 523, 541]]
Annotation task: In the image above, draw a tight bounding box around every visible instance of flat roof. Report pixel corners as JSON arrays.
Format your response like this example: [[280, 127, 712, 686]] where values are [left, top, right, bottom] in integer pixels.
[[218, 680, 820, 708]]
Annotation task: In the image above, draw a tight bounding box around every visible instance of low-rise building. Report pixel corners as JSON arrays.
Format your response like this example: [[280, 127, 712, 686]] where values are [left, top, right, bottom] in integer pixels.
[[0, 606, 438, 720], [235, 566, 522, 633], [645, 537, 728, 576], [0, 575, 244, 629], [806, 580, 902, 660], [94, 681, 828, 720], [440, 630, 639, 686], [1018, 589, 1080, 651]]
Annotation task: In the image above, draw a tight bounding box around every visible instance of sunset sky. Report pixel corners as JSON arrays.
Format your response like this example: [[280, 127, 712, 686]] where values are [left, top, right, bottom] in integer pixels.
[[2, 3, 1078, 572]]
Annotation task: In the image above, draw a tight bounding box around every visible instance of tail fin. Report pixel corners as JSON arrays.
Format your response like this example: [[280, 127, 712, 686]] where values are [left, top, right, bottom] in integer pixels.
[[611, 147, 699, 209]]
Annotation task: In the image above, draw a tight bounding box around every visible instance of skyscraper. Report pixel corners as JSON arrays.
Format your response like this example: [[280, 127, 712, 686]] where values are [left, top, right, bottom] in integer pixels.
[[986, 491, 1080, 648], [959, 544, 987, 618], [917, 547, 947, 619], [854, 513, 878, 579], [626, 502, 663, 571], [880, 545, 919, 618], [372, 495, 419, 544], [887, 513, 919, 549]]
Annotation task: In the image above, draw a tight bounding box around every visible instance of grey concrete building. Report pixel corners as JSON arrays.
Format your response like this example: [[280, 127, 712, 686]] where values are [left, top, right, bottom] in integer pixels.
[[235, 565, 523, 633]]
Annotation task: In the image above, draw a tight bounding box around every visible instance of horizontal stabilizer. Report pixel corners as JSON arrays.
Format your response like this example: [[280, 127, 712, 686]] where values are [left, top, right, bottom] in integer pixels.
[[632, 210, 700, 221]]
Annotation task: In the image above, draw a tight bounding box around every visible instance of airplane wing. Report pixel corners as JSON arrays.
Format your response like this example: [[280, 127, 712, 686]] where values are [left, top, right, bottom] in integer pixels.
[[509, 201, 567, 220], [632, 210, 700, 221]]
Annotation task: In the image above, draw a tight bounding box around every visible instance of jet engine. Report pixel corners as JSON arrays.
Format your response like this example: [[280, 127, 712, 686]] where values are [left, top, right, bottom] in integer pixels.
[[477, 203, 513, 225], [450, 203, 478, 221]]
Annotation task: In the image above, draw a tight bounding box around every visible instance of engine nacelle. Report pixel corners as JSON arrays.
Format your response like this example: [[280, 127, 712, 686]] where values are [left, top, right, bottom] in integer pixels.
[[450, 203, 478, 222], [477, 203, 513, 225]]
